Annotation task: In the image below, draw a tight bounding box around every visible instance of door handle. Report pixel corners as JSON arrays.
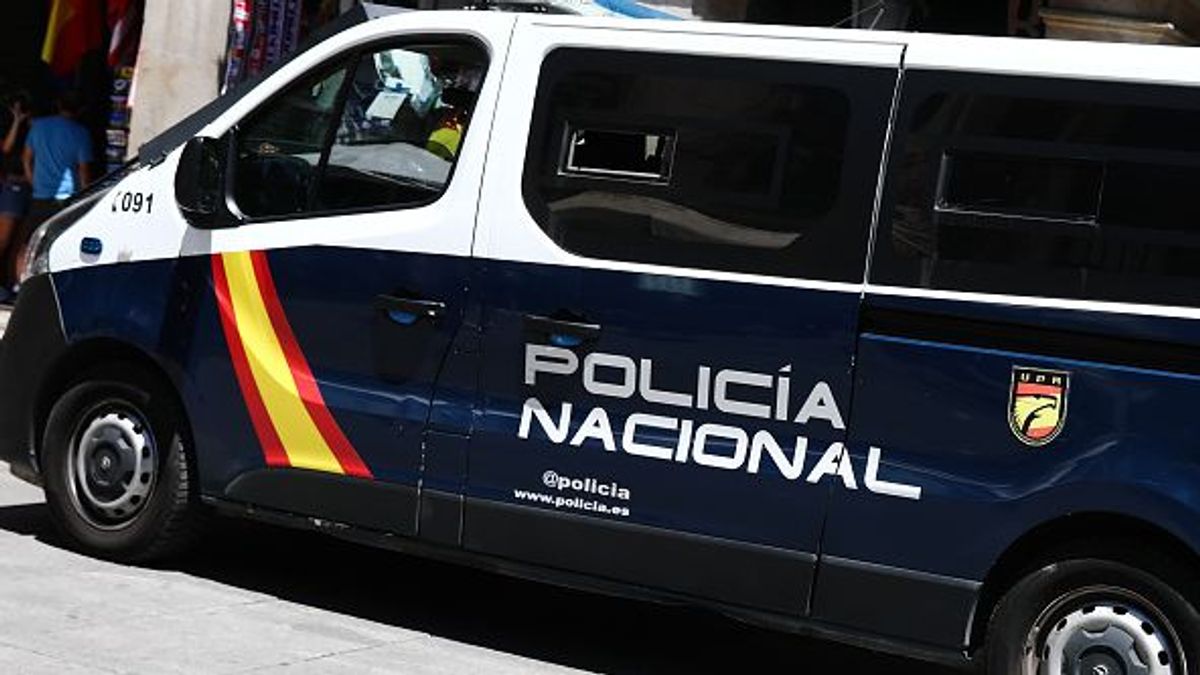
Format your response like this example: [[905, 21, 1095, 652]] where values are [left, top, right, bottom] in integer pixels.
[[376, 295, 446, 326], [524, 314, 601, 348]]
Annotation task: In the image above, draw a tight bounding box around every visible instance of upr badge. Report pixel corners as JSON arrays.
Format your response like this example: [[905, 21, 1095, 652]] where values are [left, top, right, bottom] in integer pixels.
[[1009, 367, 1069, 446]]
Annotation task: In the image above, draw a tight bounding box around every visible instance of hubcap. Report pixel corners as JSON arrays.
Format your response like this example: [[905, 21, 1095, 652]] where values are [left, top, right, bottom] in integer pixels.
[[66, 404, 158, 530], [1024, 587, 1184, 675]]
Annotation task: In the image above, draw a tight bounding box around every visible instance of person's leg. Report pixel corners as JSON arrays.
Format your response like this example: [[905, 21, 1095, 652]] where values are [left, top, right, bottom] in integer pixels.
[[0, 181, 29, 293], [0, 214, 16, 283], [0, 214, 16, 301], [13, 199, 58, 288]]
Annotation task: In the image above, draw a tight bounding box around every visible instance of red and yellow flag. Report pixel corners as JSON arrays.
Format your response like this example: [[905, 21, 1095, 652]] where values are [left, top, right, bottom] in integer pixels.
[[42, 0, 105, 77], [212, 251, 372, 478]]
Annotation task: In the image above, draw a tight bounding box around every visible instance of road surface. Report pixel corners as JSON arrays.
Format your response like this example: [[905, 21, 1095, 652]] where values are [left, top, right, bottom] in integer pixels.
[[0, 463, 964, 674]]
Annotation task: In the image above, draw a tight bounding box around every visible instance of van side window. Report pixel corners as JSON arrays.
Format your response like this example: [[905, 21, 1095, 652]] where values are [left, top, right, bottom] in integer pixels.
[[522, 49, 897, 282], [233, 64, 349, 219], [872, 71, 1200, 306], [232, 40, 487, 220], [315, 43, 487, 212]]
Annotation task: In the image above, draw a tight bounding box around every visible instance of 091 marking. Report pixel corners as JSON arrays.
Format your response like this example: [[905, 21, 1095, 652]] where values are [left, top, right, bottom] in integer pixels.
[[112, 190, 154, 215]]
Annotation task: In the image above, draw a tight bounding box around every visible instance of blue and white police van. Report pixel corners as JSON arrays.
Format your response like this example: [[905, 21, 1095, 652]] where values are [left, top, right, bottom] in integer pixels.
[[3, 7, 1200, 673]]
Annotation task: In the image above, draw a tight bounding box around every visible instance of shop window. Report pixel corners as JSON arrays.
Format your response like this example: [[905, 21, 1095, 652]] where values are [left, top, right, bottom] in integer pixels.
[[523, 48, 898, 282]]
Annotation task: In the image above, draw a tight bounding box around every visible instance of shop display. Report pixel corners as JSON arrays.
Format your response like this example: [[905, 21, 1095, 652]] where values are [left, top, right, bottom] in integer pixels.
[[224, 0, 353, 93]]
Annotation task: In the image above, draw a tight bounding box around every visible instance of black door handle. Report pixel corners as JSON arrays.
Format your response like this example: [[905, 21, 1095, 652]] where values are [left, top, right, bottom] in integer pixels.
[[524, 314, 601, 347], [376, 295, 446, 325]]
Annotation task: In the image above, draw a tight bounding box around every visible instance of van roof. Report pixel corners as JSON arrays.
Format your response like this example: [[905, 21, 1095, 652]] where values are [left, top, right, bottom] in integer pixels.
[[506, 12, 1200, 88], [140, 7, 1200, 165]]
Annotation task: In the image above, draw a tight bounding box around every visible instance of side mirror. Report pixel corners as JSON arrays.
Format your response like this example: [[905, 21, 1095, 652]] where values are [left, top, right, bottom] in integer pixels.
[[175, 136, 235, 229]]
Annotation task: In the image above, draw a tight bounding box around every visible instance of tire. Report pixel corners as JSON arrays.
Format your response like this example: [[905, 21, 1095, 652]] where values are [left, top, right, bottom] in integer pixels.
[[41, 367, 202, 562], [984, 557, 1200, 675]]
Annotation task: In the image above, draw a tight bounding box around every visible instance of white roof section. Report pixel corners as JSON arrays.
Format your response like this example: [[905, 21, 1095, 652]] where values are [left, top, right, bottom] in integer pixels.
[[902, 31, 1200, 87], [424, 11, 1200, 88]]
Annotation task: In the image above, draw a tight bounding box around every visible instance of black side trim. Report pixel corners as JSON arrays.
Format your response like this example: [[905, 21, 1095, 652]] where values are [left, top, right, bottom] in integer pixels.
[[224, 469, 417, 535], [861, 304, 1200, 375], [812, 555, 980, 650], [419, 489, 462, 546], [463, 498, 814, 615], [0, 274, 67, 481], [205, 495, 971, 669]]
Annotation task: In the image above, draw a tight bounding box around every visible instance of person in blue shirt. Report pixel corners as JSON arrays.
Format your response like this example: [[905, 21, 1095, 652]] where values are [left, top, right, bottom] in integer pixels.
[[15, 91, 93, 297], [24, 90, 93, 203]]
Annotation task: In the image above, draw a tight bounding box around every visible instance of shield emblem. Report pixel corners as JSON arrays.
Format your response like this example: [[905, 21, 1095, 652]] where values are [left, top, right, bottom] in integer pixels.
[[1009, 367, 1069, 446]]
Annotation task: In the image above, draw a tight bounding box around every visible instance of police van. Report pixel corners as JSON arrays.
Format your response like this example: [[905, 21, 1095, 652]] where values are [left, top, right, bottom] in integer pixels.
[[3, 7, 1200, 673]]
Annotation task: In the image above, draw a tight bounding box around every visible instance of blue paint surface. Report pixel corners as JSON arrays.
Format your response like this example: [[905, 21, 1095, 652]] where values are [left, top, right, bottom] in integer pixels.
[[819, 292, 1200, 583], [52, 247, 472, 495], [468, 260, 855, 561], [46, 248, 1200, 630]]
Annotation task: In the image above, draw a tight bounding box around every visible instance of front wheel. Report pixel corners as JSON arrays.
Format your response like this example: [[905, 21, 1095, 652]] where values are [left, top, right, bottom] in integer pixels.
[[985, 558, 1200, 675], [42, 369, 202, 562]]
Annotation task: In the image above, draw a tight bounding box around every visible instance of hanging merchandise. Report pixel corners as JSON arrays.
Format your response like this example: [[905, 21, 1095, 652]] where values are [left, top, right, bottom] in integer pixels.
[[282, 0, 303, 57], [265, 0, 286, 67], [264, 0, 305, 72], [223, 0, 254, 93], [107, 0, 144, 68], [42, 0, 106, 78], [106, 66, 135, 171], [105, 0, 145, 170], [246, 0, 270, 76], [225, 0, 348, 92]]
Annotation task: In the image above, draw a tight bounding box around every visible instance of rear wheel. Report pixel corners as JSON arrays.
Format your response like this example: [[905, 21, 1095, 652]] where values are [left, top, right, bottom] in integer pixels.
[[42, 368, 202, 562], [985, 558, 1200, 675]]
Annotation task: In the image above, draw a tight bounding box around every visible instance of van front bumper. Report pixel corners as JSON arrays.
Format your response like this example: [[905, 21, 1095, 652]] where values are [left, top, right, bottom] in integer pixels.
[[0, 274, 67, 485]]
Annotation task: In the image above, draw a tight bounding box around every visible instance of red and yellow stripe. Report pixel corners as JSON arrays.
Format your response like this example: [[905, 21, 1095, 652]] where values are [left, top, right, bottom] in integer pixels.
[[212, 251, 372, 478]]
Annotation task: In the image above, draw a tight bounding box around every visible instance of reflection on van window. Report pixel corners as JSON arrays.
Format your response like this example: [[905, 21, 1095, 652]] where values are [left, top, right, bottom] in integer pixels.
[[316, 44, 486, 212], [233, 65, 349, 219], [523, 49, 897, 282], [232, 41, 487, 220], [938, 153, 1103, 223], [875, 71, 1200, 308]]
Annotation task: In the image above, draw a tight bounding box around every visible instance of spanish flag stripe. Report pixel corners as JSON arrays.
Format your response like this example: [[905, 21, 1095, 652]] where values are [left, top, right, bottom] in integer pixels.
[[219, 251, 344, 475], [1015, 383, 1062, 397], [41, 0, 69, 64], [211, 254, 290, 468], [248, 251, 372, 478]]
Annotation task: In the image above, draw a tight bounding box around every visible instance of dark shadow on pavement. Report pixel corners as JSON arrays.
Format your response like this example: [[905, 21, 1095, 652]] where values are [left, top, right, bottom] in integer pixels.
[[0, 503, 51, 537], [0, 502, 962, 674]]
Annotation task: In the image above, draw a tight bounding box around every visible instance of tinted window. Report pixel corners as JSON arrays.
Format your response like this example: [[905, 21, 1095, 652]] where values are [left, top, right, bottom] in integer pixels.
[[232, 39, 487, 220], [940, 153, 1102, 222], [522, 49, 898, 281], [873, 72, 1200, 307], [234, 64, 349, 219]]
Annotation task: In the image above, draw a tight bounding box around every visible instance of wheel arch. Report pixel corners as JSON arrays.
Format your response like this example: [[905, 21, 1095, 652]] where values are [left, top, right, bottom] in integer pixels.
[[968, 510, 1200, 655], [33, 337, 192, 474]]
